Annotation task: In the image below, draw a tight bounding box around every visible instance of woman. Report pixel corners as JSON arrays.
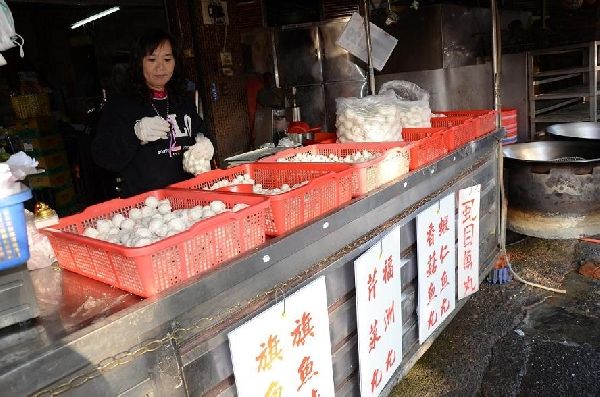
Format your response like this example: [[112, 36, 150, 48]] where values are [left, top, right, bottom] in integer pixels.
[[92, 29, 216, 197]]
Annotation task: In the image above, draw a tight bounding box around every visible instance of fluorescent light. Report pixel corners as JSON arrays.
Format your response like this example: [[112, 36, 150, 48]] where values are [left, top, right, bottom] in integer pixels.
[[71, 6, 120, 30]]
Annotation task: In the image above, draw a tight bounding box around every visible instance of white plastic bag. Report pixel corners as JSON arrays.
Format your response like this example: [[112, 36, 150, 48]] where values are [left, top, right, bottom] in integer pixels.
[[335, 91, 403, 143], [0, 1, 24, 58], [378, 80, 431, 128], [25, 211, 57, 270]]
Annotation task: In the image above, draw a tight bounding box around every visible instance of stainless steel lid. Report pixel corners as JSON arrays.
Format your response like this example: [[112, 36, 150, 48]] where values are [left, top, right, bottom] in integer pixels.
[[546, 122, 600, 140]]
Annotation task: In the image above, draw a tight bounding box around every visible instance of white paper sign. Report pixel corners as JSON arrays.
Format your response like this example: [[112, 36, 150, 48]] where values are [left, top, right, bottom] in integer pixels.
[[228, 277, 334, 397], [457, 185, 481, 300], [355, 226, 403, 396], [336, 12, 398, 71], [416, 193, 456, 344]]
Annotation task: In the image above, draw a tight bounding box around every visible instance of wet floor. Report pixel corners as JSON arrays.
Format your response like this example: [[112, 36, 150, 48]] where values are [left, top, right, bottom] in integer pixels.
[[390, 237, 600, 396]]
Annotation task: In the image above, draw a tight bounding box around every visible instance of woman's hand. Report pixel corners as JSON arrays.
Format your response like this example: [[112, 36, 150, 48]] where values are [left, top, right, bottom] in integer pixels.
[[134, 116, 170, 143]]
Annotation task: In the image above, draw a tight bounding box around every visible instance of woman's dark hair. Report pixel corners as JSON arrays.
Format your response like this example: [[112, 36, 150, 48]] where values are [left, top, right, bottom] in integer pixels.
[[126, 28, 186, 104]]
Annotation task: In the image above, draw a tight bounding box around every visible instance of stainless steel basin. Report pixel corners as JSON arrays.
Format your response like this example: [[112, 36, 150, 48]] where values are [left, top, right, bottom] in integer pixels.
[[546, 122, 600, 140]]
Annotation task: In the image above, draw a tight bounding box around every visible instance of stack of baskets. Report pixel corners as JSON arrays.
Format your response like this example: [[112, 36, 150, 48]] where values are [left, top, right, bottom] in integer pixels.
[[0, 188, 32, 270], [10, 93, 51, 119], [501, 108, 518, 145], [0, 187, 40, 328]]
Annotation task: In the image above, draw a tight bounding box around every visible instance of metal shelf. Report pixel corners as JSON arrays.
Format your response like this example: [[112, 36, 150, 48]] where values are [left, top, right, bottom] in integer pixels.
[[528, 41, 600, 139], [528, 41, 600, 56], [533, 102, 600, 123], [534, 85, 597, 99], [533, 66, 591, 78]]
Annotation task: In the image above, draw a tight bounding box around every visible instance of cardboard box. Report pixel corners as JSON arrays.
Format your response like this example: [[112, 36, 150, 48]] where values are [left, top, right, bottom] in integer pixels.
[[19, 133, 64, 155], [28, 166, 72, 188], [35, 150, 69, 170], [14, 116, 57, 135], [53, 183, 76, 208]]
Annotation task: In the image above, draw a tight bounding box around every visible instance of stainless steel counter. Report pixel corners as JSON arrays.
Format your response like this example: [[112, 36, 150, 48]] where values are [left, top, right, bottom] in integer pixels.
[[0, 131, 502, 396]]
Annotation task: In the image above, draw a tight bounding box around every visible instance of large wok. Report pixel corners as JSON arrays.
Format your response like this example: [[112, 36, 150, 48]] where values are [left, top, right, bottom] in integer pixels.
[[546, 122, 600, 140], [503, 141, 600, 163]]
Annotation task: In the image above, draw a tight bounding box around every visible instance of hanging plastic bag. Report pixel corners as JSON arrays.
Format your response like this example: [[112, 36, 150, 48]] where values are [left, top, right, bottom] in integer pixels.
[[0, 0, 24, 65], [378, 80, 431, 128], [335, 91, 403, 143]]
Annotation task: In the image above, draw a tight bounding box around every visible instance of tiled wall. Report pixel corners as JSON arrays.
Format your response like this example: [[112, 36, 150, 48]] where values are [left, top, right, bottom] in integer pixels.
[[189, 0, 264, 162]]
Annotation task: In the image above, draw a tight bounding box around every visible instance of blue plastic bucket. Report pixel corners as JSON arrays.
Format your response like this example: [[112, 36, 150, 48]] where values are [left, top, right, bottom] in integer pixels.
[[0, 188, 32, 271]]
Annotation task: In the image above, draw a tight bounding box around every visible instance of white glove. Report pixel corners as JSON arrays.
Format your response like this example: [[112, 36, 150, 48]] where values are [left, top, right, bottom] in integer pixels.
[[134, 117, 170, 143]]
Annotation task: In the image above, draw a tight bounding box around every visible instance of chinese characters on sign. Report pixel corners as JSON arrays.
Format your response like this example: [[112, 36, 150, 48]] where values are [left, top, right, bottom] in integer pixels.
[[228, 277, 335, 397], [458, 185, 481, 300], [355, 226, 404, 396], [417, 194, 456, 344]]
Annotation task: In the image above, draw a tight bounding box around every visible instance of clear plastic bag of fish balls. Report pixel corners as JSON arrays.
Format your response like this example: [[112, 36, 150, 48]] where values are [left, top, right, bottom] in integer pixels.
[[378, 80, 432, 128], [335, 92, 403, 143]]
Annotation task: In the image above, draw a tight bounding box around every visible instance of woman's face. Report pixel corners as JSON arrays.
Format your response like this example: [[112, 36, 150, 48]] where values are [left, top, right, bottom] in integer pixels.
[[142, 40, 175, 91]]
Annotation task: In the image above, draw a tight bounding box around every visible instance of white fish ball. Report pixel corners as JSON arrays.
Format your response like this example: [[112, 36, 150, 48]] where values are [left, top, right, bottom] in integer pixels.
[[134, 238, 152, 247], [210, 200, 226, 213], [141, 206, 155, 217], [96, 219, 112, 234], [111, 214, 126, 228], [148, 219, 164, 233], [129, 208, 142, 219], [202, 209, 216, 218], [120, 219, 135, 230], [232, 203, 249, 212], [190, 208, 204, 221], [155, 224, 169, 237], [144, 196, 160, 209], [158, 203, 172, 214], [135, 228, 152, 238], [119, 232, 132, 244], [167, 218, 185, 233], [83, 227, 99, 238]]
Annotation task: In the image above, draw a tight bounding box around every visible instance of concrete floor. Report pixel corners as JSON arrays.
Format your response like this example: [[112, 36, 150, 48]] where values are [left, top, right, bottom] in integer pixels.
[[391, 237, 600, 397]]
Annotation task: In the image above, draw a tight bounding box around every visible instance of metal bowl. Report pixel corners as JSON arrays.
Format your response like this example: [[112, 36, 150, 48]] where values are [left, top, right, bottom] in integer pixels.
[[285, 132, 315, 146], [503, 141, 600, 163], [546, 122, 600, 140]]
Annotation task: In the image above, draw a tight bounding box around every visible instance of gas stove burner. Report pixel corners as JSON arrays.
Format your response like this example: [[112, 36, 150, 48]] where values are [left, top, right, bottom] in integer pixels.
[[550, 156, 586, 163], [504, 141, 600, 239]]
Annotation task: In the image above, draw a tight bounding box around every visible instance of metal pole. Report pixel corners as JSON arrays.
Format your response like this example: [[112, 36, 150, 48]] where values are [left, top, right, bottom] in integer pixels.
[[363, 0, 376, 95], [491, 0, 506, 258], [491, 0, 502, 127]]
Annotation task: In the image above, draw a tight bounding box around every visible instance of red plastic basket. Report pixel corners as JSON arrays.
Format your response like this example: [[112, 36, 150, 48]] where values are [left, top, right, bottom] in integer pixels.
[[259, 142, 411, 197], [401, 127, 448, 170], [434, 109, 497, 138], [431, 116, 477, 151], [169, 163, 354, 236], [40, 190, 269, 297]]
